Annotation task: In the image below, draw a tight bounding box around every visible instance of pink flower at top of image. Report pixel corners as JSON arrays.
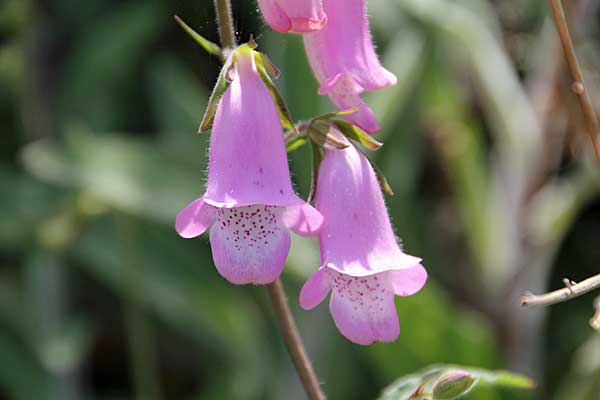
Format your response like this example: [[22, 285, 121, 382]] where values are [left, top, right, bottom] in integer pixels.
[[303, 0, 397, 134], [176, 47, 323, 285], [300, 145, 426, 345], [258, 0, 327, 33]]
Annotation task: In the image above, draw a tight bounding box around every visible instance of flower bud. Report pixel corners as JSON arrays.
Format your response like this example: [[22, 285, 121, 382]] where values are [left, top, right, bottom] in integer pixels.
[[432, 370, 476, 400]]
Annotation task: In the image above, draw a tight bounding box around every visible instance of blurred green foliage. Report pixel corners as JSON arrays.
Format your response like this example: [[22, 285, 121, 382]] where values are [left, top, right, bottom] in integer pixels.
[[1, 0, 599, 399]]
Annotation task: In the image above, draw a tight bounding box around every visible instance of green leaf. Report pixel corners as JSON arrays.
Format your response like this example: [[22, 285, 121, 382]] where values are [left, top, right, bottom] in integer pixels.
[[198, 55, 234, 132], [174, 15, 222, 60], [332, 120, 382, 150], [474, 368, 534, 389], [254, 51, 296, 132], [379, 364, 534, 400]]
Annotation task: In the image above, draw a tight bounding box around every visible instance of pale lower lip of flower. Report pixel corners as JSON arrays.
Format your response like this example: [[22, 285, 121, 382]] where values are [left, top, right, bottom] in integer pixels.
[[300, 265, 427, 345]]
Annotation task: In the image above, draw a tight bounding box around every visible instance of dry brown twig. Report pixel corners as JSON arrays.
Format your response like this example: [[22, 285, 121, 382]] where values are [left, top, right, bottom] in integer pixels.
[[548, 0, 600, 168], [520, 274, 600, 307], [519, 1, 600, 316]]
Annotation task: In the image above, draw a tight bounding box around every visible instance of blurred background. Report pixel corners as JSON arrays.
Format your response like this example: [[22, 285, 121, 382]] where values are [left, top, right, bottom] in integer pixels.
[[1, 0, 600, 399]]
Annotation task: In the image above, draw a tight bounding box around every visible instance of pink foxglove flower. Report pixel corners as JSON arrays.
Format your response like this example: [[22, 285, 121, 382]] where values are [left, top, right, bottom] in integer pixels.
[[303, 0, 397, 133], [258, 0, 327, 33], [300, 145, 426, 344], [176, 48, 323, 285]]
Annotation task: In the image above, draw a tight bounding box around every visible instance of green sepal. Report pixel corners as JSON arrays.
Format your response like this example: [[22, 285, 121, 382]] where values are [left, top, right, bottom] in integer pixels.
[[368, 157, 394, 196], [308, 120, 350, 150], [285, 132, 308, 152], [198, 55, 234, 133], [253, 52, 296, 132], [307, 141, 324, 205], [254, 52, 280, 79], [332, 120, 382, 150], [174, 15, 223, 60], [314, 107, 359, 121]]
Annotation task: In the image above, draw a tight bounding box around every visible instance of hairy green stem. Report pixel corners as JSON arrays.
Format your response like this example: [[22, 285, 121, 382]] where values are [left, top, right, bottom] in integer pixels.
[[213, 0, 236, 50]]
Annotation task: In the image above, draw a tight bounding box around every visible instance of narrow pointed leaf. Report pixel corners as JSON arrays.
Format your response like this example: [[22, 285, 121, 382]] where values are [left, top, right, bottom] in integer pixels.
[[198, 56, 234, 133], [332, 120, 382, 150], [174, 16, 222, 60]]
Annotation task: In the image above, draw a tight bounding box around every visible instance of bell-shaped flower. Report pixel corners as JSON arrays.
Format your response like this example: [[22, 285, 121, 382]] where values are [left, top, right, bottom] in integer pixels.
[[299, 145, 426, 344], [258, 0, 327, 33], [302, 0, 397, 133], [176, 47, 323, 285]]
